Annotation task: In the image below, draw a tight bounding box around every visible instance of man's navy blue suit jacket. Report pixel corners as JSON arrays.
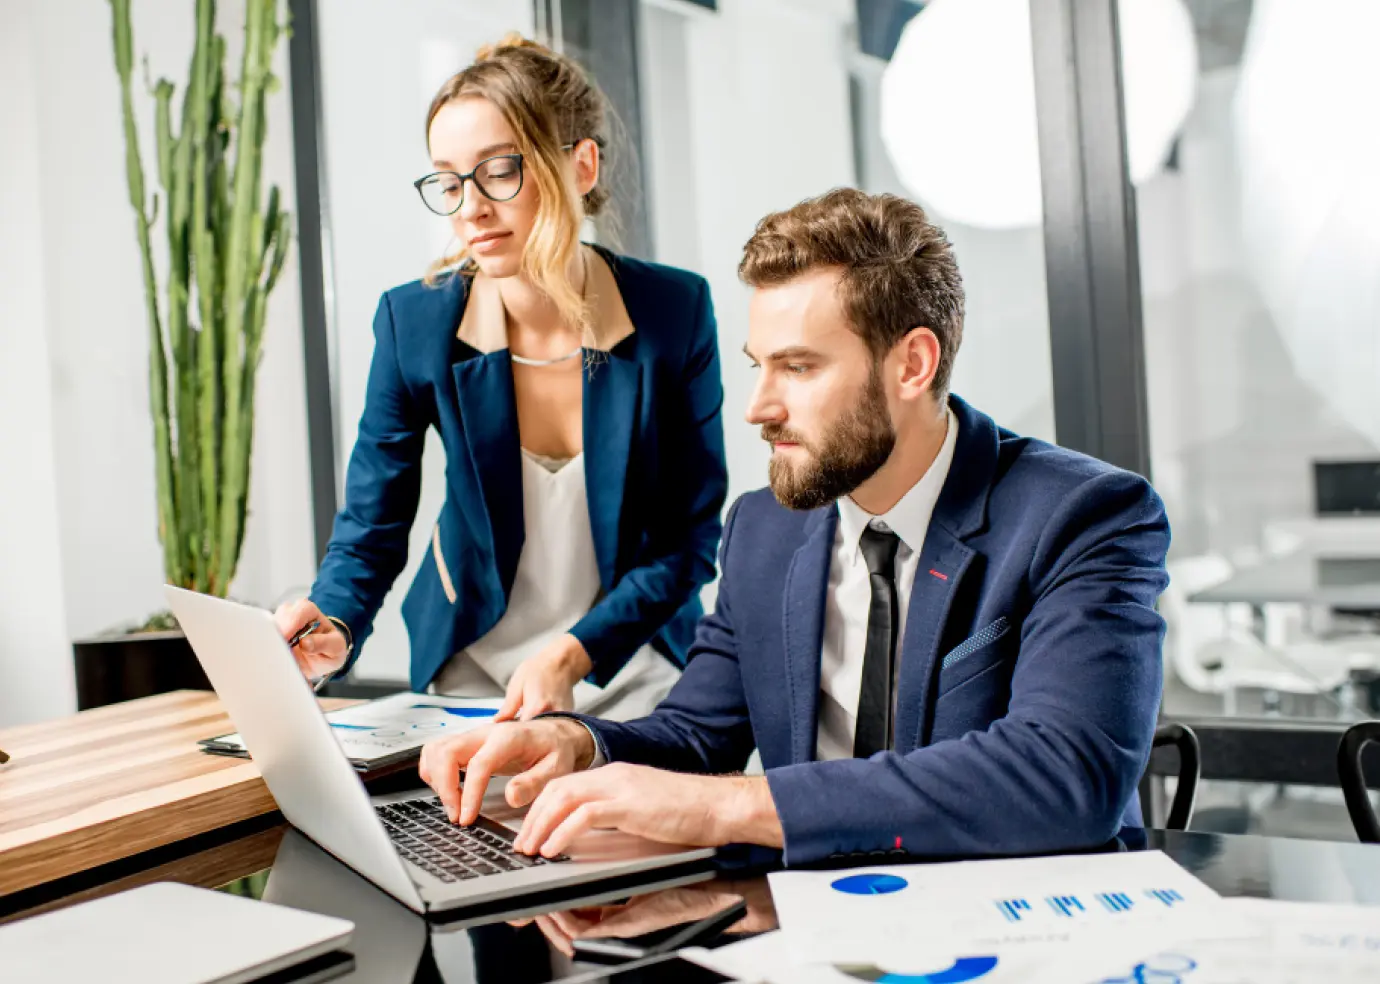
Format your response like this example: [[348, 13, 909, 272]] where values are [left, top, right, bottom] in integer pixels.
[[573, 395, 1170, 866]]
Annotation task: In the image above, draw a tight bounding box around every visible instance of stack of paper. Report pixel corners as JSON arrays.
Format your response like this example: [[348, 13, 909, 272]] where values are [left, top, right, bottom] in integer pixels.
[[1075, 897, 1380, 984], [687, 850, 1380, 984], [690, 852, 1230, 983]]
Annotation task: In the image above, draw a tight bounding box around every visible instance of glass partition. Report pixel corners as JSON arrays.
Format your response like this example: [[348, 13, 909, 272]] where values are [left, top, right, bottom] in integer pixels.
[[1130, 0, 1380, 836]]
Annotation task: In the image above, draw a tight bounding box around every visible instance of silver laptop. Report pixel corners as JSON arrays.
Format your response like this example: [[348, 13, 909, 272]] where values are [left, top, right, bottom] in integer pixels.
[[166, 587, 714, 916], [262, 827, 715, 981], [0, 881, 353, 984]]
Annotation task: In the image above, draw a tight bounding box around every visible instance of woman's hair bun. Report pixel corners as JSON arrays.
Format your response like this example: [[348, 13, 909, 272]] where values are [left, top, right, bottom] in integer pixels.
[[474, 32, 549, 63]]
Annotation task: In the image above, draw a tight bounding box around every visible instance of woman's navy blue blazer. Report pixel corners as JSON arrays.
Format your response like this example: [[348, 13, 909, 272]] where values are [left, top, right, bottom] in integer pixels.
[[309, 247, 729, 693]]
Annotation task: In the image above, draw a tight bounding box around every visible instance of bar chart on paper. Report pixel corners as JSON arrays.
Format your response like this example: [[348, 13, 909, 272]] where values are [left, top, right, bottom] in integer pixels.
[[995, 888, 1188, 924], [768, 851, 1221, 942]]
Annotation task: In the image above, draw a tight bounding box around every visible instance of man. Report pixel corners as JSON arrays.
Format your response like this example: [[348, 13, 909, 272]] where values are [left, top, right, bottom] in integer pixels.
[[418, 189, 1170, 866]]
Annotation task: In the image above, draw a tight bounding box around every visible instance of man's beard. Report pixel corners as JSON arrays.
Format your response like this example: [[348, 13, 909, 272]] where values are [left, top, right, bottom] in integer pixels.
[[763, 368, 896, 511]]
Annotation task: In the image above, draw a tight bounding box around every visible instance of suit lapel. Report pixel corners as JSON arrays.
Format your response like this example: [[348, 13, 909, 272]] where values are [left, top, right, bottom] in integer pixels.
[[451, 352, 524, 597], [890, 395, 1001, 753], [445, 248, 642, 599], [584, 350, 642, 588], [782, 507, 837, 764], [892, 528, 975, 754]]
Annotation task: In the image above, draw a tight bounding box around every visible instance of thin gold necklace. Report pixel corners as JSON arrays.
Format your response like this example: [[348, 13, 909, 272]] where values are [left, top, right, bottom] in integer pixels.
[[509, 250, 589, 367], [510, 348, 582, 367]]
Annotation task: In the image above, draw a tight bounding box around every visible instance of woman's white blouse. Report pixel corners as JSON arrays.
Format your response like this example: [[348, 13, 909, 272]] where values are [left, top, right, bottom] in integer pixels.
[[432, 448, 679, 721]]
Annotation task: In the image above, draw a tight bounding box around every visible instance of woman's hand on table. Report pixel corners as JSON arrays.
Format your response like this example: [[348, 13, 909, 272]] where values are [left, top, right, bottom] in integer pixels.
[[495, 633, 593, 722]]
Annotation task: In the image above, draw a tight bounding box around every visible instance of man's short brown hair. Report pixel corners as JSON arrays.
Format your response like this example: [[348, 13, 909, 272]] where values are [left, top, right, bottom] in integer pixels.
[[739, 188, 965, 397]]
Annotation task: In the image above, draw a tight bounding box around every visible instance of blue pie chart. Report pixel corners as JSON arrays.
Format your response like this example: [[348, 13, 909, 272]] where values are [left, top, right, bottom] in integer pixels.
[[831, 873, 910, 896], [837, 956, 999, 984]]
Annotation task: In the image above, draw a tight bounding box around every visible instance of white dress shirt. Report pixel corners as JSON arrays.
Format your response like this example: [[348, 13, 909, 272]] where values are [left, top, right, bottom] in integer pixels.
[[580, 407, 959, 768], [816, 407, 959, 760]]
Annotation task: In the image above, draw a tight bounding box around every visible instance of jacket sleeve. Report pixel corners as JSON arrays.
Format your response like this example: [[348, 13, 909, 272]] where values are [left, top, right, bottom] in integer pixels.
[[569, 278, 729, 686], [764, 471, 1170, 865], [308, 291, 426, 672], [568, 495, 756, 770]]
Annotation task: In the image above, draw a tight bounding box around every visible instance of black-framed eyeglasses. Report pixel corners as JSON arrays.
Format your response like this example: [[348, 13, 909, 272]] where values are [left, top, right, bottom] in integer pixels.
[[413, 142, 582, 217]]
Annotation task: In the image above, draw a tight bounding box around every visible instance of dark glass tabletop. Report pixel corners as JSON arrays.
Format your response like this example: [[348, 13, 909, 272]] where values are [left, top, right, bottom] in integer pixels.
[[6, 822, 1380, 983]]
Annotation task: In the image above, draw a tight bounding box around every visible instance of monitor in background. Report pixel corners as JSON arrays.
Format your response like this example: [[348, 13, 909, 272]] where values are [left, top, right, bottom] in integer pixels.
[[1314, 460, 1380, 517]]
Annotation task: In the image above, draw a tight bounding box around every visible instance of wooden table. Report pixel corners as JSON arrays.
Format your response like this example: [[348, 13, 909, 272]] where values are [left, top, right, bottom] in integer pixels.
[[0, 690, 356, 898]]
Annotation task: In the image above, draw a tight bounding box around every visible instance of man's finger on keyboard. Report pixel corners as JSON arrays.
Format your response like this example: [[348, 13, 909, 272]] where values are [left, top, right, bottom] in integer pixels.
[[505, 751, 566, 808], [516, 771, 600, 854], [459, 732, 517, 825], [420, 730, 489, 823], [417, 739, 452, 818]]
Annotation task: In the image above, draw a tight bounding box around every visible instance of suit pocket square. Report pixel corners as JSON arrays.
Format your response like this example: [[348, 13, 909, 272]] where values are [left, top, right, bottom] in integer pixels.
[[940, 617, 1010, 671]]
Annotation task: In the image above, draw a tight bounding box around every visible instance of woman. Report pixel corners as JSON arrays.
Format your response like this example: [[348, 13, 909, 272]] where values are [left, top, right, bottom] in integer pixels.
[[275, 35, 727, 723]]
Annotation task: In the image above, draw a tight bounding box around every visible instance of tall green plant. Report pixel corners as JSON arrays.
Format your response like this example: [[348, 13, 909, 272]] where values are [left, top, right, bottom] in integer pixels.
[[110, 0, 292, 597]]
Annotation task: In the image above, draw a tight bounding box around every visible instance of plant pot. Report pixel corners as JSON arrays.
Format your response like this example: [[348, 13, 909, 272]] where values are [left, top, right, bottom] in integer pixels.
[[71, 629, 211, 710]]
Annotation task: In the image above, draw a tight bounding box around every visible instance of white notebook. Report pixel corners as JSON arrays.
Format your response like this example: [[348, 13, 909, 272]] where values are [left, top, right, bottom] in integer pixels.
[[0, 882, 353, 984]]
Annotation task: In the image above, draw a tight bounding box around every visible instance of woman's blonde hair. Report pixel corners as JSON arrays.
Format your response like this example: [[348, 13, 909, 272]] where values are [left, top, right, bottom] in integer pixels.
[[424, 34, 612, 337]]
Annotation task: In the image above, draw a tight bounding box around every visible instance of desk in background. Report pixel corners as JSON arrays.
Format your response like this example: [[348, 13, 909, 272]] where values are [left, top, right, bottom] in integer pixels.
[[1189, 553, 1380, 607], [0, 690, 357, 899]]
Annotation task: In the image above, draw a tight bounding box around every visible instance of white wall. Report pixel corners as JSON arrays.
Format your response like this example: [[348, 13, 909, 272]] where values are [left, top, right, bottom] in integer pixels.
[[641, 0, 859, 514], [638, 0, 1056, 515], [849, 55, 1056, 442], [0, 0, 315, 724], [316, 0, 534, 681], [0, 1, 76, 726]]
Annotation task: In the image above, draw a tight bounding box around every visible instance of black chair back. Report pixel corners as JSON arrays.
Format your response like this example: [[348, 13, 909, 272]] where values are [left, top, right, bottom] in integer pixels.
[[1152, 723, 1201, 830], [1338, 720, 1380, 843]]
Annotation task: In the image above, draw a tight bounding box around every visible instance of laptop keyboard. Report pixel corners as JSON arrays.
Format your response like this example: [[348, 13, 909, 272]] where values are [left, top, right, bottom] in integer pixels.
[[375, 798, 569, 883]]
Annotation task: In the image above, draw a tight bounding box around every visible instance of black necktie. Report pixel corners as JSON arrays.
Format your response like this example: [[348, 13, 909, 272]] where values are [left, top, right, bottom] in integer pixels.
[[854, 525, 901, 759]]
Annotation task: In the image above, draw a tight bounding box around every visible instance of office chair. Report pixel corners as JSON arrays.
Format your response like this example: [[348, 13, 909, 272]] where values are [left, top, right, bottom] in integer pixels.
[[1337, 720, 1380, 843], [1152, 723, 1201, 830]]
